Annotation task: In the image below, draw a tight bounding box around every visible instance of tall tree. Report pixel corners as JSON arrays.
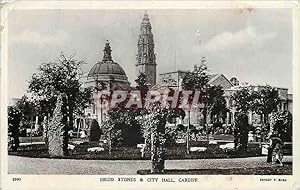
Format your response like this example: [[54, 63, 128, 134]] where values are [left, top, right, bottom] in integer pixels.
[[135, 72, 149, 106], [232, 87, 253, 152], [15, 95, 36, 133], [182, 60, 210, 130], [28, 53, 91, 129], [252, 85, 280, 124], [232, 87, 253, 114], [205, 85, 228, 124], [135, 72, 148, 89], [182, 60, 210, 91]]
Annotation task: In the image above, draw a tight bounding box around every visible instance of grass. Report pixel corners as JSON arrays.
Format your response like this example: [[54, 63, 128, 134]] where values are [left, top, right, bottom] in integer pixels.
[[9, 140, 264, 160], [137, 163, 293, 175], [19, 136, 44, 143]]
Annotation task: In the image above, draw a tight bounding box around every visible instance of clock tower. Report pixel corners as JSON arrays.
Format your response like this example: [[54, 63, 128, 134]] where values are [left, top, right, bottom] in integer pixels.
[[136, 11, 157, 86]]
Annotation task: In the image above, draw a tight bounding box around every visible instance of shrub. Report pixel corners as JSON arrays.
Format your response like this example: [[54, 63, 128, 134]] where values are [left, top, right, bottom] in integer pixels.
[[89, 119, 102, 141], [234, 113, 249, 153], [110, 129, 123, 147], [165, 127, 177, 147], [211, 122, 223, 134], [120, 123, 143, 146], [8, 106, 21, 151], [176, 124, 185, 132]]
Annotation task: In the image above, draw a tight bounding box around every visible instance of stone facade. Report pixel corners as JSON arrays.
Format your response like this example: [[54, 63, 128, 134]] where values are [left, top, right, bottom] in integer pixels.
[[158, 71, 234, 91], [208, 74, 234, 90], [84, 41, 130, 125], [158, 71, 293, 129], [224, 85, 293, 127], [158, 71, 234, 125]]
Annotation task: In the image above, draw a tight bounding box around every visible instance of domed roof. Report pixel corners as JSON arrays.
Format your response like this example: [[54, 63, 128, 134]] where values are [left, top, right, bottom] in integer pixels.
[[88, 41, 127, 78], [88, 61, 126, 77]]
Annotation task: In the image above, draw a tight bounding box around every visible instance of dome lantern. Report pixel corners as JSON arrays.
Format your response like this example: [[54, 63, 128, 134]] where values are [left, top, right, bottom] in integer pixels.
[[103, 40, 112, 61]]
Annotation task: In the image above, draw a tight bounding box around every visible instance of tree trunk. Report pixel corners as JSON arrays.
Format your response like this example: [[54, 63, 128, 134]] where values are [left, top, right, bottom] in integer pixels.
[[43, 116, 49, 147], [203, 107, 207, 132], [108, 131, 112, 154], [68, 103, 74, 130], [234, 113, 249, 154]]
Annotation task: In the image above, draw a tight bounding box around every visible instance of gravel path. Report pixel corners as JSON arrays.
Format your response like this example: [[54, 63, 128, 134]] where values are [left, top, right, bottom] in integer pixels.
[[8, 156, 292, 175]]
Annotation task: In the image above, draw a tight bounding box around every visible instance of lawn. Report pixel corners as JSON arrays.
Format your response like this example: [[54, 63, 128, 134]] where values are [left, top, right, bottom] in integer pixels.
[[19, 136, 44, 143], [9, 140, 264, 160]]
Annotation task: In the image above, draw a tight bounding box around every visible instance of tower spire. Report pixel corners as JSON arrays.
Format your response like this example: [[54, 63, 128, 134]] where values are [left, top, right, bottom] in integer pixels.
[[141, 10, 150, 25]]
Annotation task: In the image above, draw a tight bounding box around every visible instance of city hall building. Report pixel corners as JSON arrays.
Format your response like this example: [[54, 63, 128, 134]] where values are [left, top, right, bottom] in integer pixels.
[[83, 12, 293, 131]]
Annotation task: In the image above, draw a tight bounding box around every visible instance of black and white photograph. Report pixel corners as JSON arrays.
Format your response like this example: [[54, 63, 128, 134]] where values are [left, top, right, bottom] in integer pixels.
[[1, 1, 299, 189]]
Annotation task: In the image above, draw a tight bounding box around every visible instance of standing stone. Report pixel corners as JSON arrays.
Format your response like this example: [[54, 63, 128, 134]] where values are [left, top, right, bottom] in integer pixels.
[[48, 94, 68, 157], [150, 116, 166, 174]]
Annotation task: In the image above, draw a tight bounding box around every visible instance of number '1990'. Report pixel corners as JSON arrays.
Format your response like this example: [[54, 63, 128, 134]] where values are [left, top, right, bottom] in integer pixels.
[[12, 178, 21, 181]]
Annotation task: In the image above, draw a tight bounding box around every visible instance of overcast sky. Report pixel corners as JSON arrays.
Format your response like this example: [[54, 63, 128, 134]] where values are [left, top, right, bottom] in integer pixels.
[[8, 9, 292, 99]]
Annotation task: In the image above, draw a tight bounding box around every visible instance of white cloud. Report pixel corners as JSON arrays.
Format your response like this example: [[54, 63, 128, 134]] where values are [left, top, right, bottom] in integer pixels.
[[12, 30, 68, 46], [195, 26, 276, 52]]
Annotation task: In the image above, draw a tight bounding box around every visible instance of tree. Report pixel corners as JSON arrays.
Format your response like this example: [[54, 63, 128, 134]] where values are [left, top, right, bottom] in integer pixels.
[[232, 87, 253, 152], [181, 60, 210, 153], [8, 106, 21, 151], [182, 60, 210, 91], [15, 95, 35, 129], [135, 72, 148, 90], [28, 53, 91, 129], [232, 87, 253, 114], [135, 72, 149, 106], [267, 110, 292, 164], [42, 116, 49, 147], [101, 109, 142, 150], [270, 111, 292, 142], [252, 85, 280, 127], [205, 85, 228, 124], [234, 112, 250, 153], [182, 60, 210, 124]]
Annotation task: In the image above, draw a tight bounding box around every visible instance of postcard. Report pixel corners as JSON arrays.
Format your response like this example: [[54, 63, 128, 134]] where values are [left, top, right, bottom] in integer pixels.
[[1, 1, 299, 190]]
